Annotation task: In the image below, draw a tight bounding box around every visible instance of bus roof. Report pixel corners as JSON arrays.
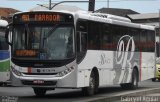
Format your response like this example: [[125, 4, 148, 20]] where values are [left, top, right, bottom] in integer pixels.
[[13, 10, 155, 31], [0, 19, 8, 27], [75, 11, 155, 31]]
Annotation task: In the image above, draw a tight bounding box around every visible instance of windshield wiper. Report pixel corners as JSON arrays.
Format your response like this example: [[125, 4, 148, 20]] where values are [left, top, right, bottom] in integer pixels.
[[42, 24, 59, 48], [43, 24, 59, 40]]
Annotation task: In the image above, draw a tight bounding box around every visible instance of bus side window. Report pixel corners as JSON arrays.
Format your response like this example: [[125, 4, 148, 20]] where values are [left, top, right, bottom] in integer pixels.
[[76, 20, 87, 63], [88, 21, 101, 50], [147, 30, 155, 52], [102, 24, 113, 50], [0, 36, 9, 50], [0, 27, 9, 50], [77, 32, 87, 52], [140, 30, 147, 52], [131, 29, 139, 52]]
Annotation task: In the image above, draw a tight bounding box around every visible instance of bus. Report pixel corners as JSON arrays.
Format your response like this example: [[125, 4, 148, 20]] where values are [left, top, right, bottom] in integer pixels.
[[0, 19, 10, 86], [5, 11, 156, 96]]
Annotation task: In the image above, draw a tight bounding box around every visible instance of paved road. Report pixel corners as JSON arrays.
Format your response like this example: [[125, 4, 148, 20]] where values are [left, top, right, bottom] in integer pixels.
[[0, 79, 160, 102]]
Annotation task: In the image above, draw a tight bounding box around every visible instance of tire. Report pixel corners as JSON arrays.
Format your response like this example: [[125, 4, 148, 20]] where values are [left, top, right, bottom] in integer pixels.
[[152, 78, 156, 82], [129, 69, 138, 89], [82, 71, 97, 96], [33, 88, 47, 96], [121, 69, 138, 90]]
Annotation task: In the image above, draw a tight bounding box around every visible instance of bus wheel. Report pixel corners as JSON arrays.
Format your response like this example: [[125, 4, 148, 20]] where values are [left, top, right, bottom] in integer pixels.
[[121, 69, 138, 90], [82, 71, 96, 96], [33, 88, 47, 96], [128, 69, 138, 89]]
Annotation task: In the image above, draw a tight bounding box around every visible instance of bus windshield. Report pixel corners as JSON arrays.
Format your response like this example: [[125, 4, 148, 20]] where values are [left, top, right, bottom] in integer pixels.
[[12, 24, 75, 60], [0, 27, 9, 50]]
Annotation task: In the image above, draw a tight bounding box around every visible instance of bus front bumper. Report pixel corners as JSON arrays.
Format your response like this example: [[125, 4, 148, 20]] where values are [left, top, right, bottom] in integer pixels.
[[10, 68, 77, 88]]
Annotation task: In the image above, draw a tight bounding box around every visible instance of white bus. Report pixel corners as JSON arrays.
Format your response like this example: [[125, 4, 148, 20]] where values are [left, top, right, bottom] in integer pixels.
[[5, 11, 156, 96], [0, 19, 10, 86]]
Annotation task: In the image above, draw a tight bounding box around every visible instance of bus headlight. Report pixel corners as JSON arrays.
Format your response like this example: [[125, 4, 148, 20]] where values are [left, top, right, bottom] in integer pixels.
[[11, 66, 22, 76], [57, 66, 75, 77]]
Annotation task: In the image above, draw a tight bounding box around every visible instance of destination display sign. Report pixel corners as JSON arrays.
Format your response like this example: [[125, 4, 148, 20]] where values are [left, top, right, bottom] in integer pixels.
[[13, 12, 73, 23], [15, 50, 38, 57]]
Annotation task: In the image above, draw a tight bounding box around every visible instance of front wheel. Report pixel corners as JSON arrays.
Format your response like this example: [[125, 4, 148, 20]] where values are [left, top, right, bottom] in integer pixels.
[[33, 88, 47, 96], [82, 71, 97, 96]]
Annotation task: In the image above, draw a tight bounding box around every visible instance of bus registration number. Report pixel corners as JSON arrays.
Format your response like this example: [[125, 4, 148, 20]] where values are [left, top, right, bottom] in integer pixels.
[[33, 80, 44, 84]]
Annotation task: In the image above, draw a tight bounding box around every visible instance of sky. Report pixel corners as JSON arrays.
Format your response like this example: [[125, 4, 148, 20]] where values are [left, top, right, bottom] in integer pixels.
[[0, 0, 160, 13]]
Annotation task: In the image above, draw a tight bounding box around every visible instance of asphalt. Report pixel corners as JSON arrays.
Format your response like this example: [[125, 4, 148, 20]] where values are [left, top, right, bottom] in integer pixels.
[[74, 87, 160, 102], [1, 79, 160, 102]]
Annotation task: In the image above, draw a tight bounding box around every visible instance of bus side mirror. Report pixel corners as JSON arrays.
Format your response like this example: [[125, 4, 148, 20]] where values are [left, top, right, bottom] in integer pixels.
[[5, 24, 12, 45]]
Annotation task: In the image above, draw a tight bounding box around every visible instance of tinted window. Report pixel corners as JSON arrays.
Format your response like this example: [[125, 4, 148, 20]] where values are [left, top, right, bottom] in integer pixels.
[[88, 21, 101, 50], [0, 27, 9, 50], [102, 24, 113, 50], [131, 29, 139, 51], [147, 30, 155, 52], [139, 30, 155, 52], [76, 19, 87, 63]]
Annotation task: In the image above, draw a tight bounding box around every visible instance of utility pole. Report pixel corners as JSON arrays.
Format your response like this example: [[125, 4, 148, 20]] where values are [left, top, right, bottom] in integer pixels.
[[88, 0, 95, 11], [107, 0, 109, 8], [49, 0, 52, 10]]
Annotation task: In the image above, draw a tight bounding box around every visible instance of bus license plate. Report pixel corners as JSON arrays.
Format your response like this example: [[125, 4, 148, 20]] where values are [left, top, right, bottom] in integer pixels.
[[33, 80, 44, 84]]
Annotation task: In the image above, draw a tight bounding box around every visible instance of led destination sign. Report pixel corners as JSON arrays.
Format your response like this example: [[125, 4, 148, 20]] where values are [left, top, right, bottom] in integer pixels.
[[16, 50, 37, 57], [22, 14, 61, 22], [13, 12, 73, 23]]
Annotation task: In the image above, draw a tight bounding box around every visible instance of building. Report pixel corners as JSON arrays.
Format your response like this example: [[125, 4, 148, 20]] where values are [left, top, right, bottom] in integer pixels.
[[0, 7, 20, 22], [127, 13, 160, 36], [95, 8, 139, 17]]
